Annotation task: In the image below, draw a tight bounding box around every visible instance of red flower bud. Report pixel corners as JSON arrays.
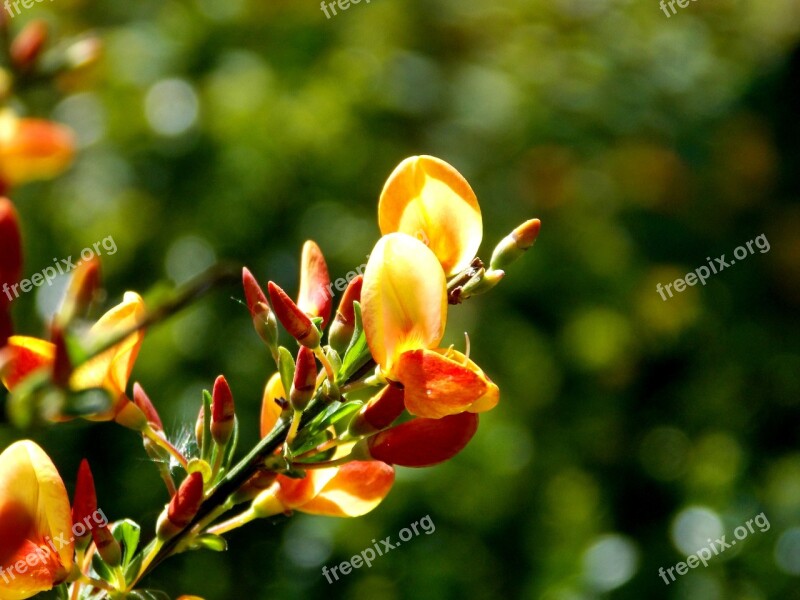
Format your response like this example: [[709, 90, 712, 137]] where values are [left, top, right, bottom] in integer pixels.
[[57, 256, 101, 326], [71, 459, 97, 541], [0, 198, 23, 310], [328, 275, 362, 353], [297, 241, 332, 327], [133, 383, 163, 431], [366, 412, 479, 468], [268, 281, 320, 348], [211, 375, 235, 446], [159, 472, 204, 538], [10, 20, 48, 71], [91, 524, 122, 567], [290, 347, 317, 412], [348, 384, 405, 436], [50, 326, 72, 387], [242, 268, 277, 349]]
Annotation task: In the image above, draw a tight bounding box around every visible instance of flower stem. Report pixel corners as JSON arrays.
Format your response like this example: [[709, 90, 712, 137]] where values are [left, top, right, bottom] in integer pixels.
[[143, 426, 189, 470]]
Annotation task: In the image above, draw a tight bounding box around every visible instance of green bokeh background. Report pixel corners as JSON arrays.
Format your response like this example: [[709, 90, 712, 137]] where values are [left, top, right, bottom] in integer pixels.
[[2, 0, 800, 598]]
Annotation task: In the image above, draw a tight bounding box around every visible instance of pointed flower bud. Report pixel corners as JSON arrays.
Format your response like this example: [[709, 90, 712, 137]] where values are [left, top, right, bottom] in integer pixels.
[[364, 412, 479, 468], [297, 241, 332, 327], [328, 275, 363, 353], [348, 384, 405, 437], [71, 459, 97, 542], [57, 256, 101, 327], [489, 218, 541, 271], [133, 383, 163, 431], [0, 197, 23, 309], [242, 268, 278, 349], [211, 375, 235, 446], [290, 347, 317, 412], [267, 281, 320, 348], [158, 472, 204, 539], [10, 20, 48, 72], [91, 524, 122, 567]]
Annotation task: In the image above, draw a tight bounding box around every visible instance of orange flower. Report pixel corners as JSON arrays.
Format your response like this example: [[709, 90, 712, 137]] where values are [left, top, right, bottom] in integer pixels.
[[362, 233, 498, 419], [379, 155, 482, 276], [0, 111, 75, 189], [2, 292, 146, 421], [0, 441, 73, 599], [254, 461, 395, 519], [260, 373, 284, 439]]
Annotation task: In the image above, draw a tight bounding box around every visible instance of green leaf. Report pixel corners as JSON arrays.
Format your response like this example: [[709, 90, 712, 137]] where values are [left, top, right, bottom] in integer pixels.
[[54, 583, 69, 600], [201, 389, 212, 461], [91, 551, 114, 583], [125, 552, 144, 587], [291, 428, 333, 456], [191, 533, 229, 552], [278, 346, 295, 400], [111, 519, 141, 567], [127, 590, 171, 600], [223, 416, 239, 471], [337, 302, 372, 384]]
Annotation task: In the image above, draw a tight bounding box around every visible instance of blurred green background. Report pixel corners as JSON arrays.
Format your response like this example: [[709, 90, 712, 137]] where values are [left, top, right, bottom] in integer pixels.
[[2, 0, 800, 598]]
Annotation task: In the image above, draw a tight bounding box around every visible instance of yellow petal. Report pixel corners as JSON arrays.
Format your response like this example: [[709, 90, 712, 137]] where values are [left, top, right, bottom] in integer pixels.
[[0, 441, 73, 599], [362, 233, 447, 373], [289, 462, 395, 518], [379, 155, 483, 276], [71, 292, 145, 419], [260, 373, 284, 439]]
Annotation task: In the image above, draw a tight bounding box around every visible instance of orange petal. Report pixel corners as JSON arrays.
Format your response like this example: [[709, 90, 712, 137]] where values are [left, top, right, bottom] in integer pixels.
[[71, 292, 145, 419], [0, 113, 75, 187], [0, 441, 73, 598], [260, 373, 284, 439], [297, 241, 332, 327], [362, 233, 447, 373], [396, 348, 488, 419], [290, 461, 395, 518], [367, 412, 479, 468], [436, 348, 500, 414], [1, 336, 54, 391], [379, 155, 482, 276]]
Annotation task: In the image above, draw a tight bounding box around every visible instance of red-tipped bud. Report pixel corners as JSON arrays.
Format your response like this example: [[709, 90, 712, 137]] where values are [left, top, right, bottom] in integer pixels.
[[133, 383, 163, 431], [159, 472, 204, 538], [297, 241, 332, 327], [0, 197, 23, 310], [290, 347, 318, 412], [211, 375, 235, 446], [50, 326, 72, 387], [348, 384, 405, 436], [242, 268, 278, 349], [267, 281, 320, 348], [328, 275, 363, 353], [365, 412, 479, 468], [72, 459, 97, 541], [489, 218, 541, 271], [10, 20, 48, 71], [91, 525, 122, 567], [57, 256, 101, 326]]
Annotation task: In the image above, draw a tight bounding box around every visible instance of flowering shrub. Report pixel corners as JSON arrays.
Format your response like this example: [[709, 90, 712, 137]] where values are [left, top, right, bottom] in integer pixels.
[[0, 21, 541, 600]]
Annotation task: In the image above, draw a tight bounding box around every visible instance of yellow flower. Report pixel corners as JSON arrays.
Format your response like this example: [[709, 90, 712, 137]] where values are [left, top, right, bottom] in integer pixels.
[[0, 441, 73, 600], [362, 233, 498, 419], [0, 111, 75, 188], [379, 155, 482, 276], [2, 292, 146, 421]]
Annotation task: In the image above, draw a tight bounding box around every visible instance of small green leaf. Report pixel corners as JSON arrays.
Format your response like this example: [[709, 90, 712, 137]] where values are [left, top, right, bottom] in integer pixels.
[[125, 553, 144, 587], [191, 533, 229, 552], [337, 302, 372, 383], [223, 416, 239, 471], [291, 428, 333, 457], [278, 346, 295, 400], [111, 519, 141, 567], [91, 551, 114, 583]]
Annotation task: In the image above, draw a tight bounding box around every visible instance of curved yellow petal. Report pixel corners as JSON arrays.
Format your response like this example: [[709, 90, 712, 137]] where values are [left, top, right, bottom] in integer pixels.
[[362, 233, 447, 373], [71, 292, 145, 419], [379, 155, 483, 276], [0, 441, 73, 600], [260, 373, 284, 439], [290, 461, 395, 518]]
